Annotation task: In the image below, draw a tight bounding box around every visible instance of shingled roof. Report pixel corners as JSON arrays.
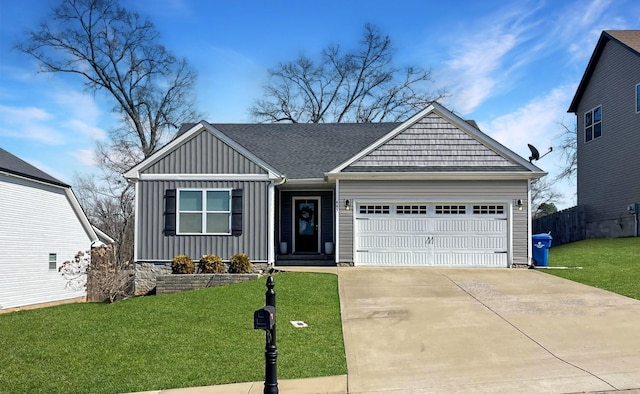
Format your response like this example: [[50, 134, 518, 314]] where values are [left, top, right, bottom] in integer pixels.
[[0, 147, 68, 187], [568, 30, 640, 112], [208, 122, 401, 179]]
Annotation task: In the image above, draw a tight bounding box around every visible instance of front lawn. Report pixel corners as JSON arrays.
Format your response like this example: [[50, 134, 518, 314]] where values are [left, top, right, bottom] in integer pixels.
[[546, 237, 640, 300], [0, 272, 346, 393]]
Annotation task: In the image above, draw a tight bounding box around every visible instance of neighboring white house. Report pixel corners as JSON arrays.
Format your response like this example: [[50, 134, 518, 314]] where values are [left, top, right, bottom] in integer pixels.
[[0, 147, 109, 310]]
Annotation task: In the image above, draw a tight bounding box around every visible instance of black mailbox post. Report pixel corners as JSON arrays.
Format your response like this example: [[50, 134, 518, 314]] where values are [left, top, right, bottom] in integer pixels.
[[254, 276, 278, 394]]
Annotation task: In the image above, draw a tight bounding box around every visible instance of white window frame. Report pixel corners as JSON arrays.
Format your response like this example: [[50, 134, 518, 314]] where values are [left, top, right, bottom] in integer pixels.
[[176, 188, 232, 235], [49, 253, 57, 270], [584, 105, 602, 142], [636, 83, 640, 114]]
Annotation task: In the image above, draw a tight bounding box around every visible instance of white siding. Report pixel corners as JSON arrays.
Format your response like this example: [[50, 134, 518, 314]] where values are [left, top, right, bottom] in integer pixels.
[[0, 174, 91, 309]]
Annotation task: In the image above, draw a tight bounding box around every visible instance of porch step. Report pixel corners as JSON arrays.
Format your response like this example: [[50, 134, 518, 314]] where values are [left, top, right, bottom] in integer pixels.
[[275, 259, 336, 267], [276, 254, 335, 266]]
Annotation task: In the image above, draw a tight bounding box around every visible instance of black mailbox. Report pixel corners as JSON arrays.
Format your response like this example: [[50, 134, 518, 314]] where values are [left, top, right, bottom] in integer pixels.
[[254, 305, 275, 330]]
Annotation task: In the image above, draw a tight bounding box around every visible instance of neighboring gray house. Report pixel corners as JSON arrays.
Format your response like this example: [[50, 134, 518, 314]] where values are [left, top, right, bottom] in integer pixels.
[[0, 147, 109, 310], [568, 30, 640, 238], [125, 102, 544, 284]]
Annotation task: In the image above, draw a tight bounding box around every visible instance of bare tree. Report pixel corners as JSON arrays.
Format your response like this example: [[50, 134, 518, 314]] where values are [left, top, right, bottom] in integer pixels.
[[252, 23, 445, 123], [17, 0, 199, 161], [531, 177, 563, 216], [555, 120, 577, 182], [18, 0, 201, 263], [73, 172, 133, 264]]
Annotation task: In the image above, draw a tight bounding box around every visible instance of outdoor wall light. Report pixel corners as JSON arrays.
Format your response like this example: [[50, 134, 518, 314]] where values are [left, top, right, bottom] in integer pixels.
[[345, 199, 351, 210], [516, 199, 524, 211]]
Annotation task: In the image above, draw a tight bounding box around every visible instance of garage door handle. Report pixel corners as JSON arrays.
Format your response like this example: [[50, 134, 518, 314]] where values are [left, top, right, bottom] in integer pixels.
[[494, 251, 508, 253]]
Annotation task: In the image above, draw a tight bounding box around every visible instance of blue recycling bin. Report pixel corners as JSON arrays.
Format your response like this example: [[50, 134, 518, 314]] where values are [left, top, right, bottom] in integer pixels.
[[532, 233, 553, 267]]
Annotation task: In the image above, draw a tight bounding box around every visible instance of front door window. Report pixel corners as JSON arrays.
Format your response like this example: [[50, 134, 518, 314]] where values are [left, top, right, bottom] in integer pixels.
[[295, 199, 319, 253]]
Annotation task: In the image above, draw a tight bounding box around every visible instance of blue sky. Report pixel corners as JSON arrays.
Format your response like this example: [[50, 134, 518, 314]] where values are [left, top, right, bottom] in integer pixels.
[[1, 0, 638, 208]]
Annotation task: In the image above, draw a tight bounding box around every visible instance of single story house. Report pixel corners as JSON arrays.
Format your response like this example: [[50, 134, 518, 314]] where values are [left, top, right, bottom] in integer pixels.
[[0, 147, 111, 310], [125, 102, 544, 291]]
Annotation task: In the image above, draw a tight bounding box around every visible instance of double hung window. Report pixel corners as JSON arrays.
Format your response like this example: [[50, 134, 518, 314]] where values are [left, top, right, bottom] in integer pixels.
[[178, 189, 231, 234], [585, 105, 602, 142]]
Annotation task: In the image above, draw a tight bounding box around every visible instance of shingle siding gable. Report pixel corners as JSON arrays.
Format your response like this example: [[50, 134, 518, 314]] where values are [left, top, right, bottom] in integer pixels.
[[347, 112, 524, 171]]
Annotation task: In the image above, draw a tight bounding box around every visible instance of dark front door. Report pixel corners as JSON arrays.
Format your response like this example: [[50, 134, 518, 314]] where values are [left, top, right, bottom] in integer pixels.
[[294, 198, 319, 253]]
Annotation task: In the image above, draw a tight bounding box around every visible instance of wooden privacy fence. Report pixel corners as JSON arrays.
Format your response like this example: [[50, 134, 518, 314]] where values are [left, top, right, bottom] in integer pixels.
[[533, 205, 586, 246]]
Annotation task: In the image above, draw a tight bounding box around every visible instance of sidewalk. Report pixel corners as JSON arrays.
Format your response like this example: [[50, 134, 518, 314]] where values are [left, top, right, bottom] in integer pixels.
[[131, 374, 347, 394]]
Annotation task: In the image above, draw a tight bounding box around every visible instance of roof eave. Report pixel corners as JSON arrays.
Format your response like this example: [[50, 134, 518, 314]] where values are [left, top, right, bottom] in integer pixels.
[[568, 31, 640, 113], [326, 171, 547, 181]]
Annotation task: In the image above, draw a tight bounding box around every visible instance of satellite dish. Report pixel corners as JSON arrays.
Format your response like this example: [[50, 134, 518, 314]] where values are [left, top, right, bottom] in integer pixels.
[[528, 144, 540, 163], [527, 144, 552, 163]]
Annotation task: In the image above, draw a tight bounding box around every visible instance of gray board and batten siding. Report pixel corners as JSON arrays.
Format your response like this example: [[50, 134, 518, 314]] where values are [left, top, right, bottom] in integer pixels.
[[142, 130, 268, 175], [574, 37, 640, 236], [136, 129, 270, 262], [338, 180, 530, 265]]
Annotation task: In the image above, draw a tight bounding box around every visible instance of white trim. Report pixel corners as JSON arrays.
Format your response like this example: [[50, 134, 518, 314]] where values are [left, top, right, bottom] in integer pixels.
[[527, 179, 533, 265], [176, 188, 232, 235], [63, 187, 100, 243], [124, 121, 283, 180], [138, 173, 271, 181], [292, 196, 321, 253], [281, 178, 327, 185], [507, 200, 514, 268], [133, 181, 140, 263], [328, 102, 543, 175], [327, 171, 546, 181], [335, 179, 340, 262], [268, 183, 275, 264]]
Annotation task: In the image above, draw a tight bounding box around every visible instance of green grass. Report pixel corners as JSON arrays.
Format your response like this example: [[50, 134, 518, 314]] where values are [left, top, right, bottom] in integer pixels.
[[0, 272, 346, 393], [546, 237, 640, 299]]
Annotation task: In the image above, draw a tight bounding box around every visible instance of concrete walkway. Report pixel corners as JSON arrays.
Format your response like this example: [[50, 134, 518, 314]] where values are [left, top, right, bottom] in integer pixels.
[[133, 266, 640, 393]]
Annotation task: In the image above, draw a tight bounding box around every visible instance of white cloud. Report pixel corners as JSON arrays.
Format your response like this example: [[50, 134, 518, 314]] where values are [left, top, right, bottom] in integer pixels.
[[479, 85, 578, 208], [445, 33, 518, 113], [0, 105, 66, 145], [437, 1, 546, 114], [70, 149, 97, 167], [52, 90, 108, 140], [481, 85, 576, 157]]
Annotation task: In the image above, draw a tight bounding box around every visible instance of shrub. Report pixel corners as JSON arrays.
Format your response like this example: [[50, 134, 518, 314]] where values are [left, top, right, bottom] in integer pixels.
[[198, 254, 225, 273], [171, 255, 195, 274], [228, 253, 252, 273]]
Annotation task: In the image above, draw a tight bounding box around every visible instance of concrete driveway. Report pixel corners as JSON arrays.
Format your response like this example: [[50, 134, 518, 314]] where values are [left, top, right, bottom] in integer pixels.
[[338, 267, 640, 393]]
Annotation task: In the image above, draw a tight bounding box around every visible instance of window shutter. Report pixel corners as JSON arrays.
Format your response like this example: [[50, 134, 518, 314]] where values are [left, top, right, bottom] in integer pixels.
[[231, 189, 243, 237], [164, 189, 176, 236]]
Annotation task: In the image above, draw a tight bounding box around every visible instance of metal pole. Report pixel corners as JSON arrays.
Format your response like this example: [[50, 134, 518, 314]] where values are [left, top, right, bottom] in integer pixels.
[[264, 276, 278, 394]]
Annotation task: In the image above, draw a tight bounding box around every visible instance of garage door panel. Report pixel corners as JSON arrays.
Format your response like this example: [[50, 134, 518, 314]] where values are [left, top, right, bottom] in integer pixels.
[[355, 202, 509, 267], [358, 235, 393, 249], [434, 252, 506, 266], [357, 218, 393, 232]]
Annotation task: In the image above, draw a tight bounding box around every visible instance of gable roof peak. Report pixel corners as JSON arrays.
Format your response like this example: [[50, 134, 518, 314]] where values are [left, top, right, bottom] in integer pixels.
[[568, 30, 640, 112]]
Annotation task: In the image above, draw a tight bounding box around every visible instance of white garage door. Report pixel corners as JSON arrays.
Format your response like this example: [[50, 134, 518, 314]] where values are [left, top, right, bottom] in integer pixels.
[[355, 203, 508, 267]]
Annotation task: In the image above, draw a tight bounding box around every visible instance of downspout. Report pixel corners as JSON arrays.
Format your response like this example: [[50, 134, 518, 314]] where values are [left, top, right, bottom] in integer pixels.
[[268, 175, 287, 266]]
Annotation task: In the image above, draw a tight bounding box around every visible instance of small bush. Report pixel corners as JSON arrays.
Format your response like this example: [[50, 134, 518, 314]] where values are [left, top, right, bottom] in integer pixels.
[[228, 253, 252, 273], [198, 254, 225, 273], [171, 255, 195, 274]]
